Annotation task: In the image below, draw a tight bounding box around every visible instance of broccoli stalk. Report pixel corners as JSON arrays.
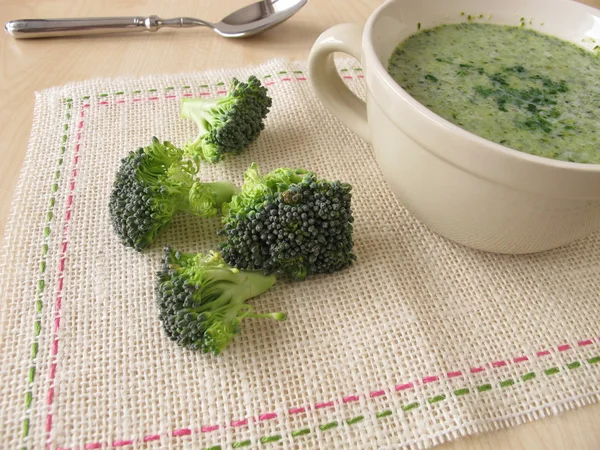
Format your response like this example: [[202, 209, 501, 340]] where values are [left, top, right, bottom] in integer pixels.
[[109, 137, 238, 251], [156, 247, 286, 355], [219, 163, 356, 281], [181, 76, 272, 163]]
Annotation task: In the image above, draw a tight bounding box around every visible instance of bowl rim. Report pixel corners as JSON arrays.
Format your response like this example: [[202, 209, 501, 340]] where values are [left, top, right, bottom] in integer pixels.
[[362, 0, 600, 173]]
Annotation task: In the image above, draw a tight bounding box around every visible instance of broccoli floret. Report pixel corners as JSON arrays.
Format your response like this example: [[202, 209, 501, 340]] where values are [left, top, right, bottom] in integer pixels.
[[109, 137, 238, 251], [219, 163, 356, 281], [181, 76, 272, 163], [156, 246, 286, 355]]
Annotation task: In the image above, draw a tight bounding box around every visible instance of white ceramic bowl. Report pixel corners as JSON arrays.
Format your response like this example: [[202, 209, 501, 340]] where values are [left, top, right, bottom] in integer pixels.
[[308, 0, 600, 254]]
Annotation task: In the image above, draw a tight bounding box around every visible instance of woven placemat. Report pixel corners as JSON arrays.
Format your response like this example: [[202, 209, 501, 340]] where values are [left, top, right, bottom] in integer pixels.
[[1, 58, 599, 450]]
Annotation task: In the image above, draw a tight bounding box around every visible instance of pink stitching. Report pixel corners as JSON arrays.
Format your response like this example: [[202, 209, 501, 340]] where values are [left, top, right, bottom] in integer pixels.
[[84, 444, 101, 450], [447, 371, 462, 378], [142, 435, 160, 442], [231, 419, 248, 427], [343, 395, 360, 403], [370, 390, 386, 398], [112, 440, 133, 447], [491, 360, 507, 368], [200, 425, 219, 433], [315, 401, 335, 409], [579, 339, 593, 346], [289, 407, 307, 414], [45, 105, 87, 448], [470, 367, 484, 374], [172, 429, 191, 437], [258, 413, 277, 421], [537, 350, 551, 356], [558, 344, 572, 351], [395, 382, 414, 391], [514, 356, 529, 363], [422, 376, 439, 383]]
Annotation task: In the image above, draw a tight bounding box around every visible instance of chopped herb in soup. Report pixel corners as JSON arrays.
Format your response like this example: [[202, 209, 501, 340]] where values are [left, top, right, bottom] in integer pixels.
[[387, 23, 600, 164]]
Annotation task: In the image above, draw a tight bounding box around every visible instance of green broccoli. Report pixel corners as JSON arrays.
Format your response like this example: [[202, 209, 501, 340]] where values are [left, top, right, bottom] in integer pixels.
[[109, 137, 238, 251], [219, 163, 356, 281], [181, 76, 272, 163], [156, 246, 286, 355]]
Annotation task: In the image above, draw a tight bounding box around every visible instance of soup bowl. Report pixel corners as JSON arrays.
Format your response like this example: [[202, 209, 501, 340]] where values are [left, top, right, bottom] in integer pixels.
[[308, 0, 600, 254]]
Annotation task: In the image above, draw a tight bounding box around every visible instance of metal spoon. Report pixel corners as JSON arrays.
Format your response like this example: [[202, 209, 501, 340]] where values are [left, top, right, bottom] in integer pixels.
[[4, 0, 307, 39]]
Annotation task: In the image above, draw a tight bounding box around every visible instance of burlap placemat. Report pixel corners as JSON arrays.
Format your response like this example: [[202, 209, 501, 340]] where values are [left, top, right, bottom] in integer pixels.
[[1, 59, 599, 450]]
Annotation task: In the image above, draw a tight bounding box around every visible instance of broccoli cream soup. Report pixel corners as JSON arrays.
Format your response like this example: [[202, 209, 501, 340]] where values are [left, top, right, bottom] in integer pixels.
[[387, 23, 600, 164]]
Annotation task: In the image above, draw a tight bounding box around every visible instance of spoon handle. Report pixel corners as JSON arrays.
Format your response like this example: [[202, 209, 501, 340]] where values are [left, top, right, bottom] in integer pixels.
[[4, 16, 210, 39]]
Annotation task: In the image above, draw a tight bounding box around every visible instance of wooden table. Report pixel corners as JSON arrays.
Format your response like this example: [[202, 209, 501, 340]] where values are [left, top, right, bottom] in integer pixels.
[[1, 1, 599, 448]]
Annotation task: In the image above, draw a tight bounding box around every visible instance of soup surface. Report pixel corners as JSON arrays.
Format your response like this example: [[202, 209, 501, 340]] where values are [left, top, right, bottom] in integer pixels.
[[387, 23, 600, 164]]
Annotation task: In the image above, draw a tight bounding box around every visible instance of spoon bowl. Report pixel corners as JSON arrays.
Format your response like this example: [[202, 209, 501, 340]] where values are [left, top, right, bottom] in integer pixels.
[[216, 0, 307, 37]]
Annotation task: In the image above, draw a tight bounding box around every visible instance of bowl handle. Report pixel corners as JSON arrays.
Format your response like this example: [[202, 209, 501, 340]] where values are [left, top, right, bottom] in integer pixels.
[[308, 23, 371, 143]]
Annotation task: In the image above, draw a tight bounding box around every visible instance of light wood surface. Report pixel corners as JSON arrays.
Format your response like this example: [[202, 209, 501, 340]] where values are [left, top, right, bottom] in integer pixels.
[[1, 1, 599, 449]]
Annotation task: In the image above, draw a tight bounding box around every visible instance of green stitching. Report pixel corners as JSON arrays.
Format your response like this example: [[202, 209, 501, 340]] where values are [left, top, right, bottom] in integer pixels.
[[182, 85, 191, 89], [22, 98, 72, 443], [232, 440, 251, 448], [589, 356, 600, 364], [115, 91, 124, 95], [319, 421, 338, 431], [293, 70, 303, 74], [376, 409, 392, 418], [500, 379, 514, 388], [278, 70, 288, 74], [205, 446, 222, 450], [403, 401, 420, 411], [428, 395, 446, 404], [148, 88, 157, 92], [346, 415, 364, 425], [27, 367, 35, 383], [567, 361, 581, 369], [263, 75, 272, 78], [455, 388, 470, 396], [291, 428, 310, 437], [477, 384, 492, 392], [260, 435, 282, 444], [99, 93, 108, 97], [522, 372, 536, 381], [545, 367, 560, 376], [24, 391, 32, 408]]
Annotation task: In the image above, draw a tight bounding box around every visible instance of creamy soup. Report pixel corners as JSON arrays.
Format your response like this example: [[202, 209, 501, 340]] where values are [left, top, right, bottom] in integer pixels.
[[387, 23, 600, 164]]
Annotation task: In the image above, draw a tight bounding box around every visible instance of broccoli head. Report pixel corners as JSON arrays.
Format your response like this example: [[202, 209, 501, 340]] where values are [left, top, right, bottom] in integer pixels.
[[156, 246, 286, 355], [181, 76, 272, 163], [219, 163, 356, 281], [109, 137, 238, 251]]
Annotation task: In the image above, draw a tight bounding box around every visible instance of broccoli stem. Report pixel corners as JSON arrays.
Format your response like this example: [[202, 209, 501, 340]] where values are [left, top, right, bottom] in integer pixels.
[[181, 98, 231, 131], [178, 181, 239, 217], [204, 181, 240, 208]]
